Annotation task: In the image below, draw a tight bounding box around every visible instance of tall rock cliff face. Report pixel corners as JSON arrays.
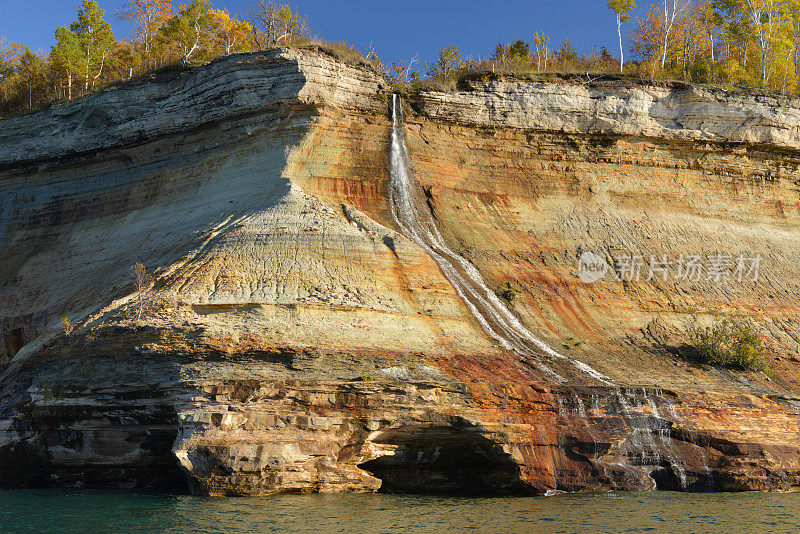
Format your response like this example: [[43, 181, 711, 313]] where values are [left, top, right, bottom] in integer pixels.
[[1, 49, 799, 495]]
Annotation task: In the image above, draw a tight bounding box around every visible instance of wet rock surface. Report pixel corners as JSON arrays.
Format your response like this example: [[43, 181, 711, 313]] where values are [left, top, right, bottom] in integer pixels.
[[1, 50, 800, 495]]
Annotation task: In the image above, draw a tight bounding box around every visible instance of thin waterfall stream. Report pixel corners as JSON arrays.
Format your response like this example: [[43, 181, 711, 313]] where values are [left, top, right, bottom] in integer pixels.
[[385, 98, 713, 490], [388, 95, 611, 385]]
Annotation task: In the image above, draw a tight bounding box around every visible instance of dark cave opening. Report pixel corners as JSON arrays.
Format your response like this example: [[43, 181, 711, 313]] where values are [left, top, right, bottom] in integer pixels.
[[358, 424, 532, 496]]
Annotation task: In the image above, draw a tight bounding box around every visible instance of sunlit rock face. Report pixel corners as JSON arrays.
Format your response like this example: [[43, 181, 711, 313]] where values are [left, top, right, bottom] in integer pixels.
[[1, 49, 800, 495]]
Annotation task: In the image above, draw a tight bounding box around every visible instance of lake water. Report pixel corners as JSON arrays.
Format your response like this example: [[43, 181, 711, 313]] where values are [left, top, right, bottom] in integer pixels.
[[1, 490, 800, 533]]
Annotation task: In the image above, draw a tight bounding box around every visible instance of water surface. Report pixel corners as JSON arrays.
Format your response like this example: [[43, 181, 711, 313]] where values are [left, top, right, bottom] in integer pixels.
[[2, 490, 799, 533]]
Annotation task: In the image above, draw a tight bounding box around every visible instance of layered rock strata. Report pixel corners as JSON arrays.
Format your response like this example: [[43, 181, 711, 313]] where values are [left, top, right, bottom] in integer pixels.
[[1, 50, 799, 494]]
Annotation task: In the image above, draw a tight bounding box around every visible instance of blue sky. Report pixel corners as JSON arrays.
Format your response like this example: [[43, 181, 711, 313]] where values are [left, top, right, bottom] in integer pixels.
[[1, 0, 649, 66]]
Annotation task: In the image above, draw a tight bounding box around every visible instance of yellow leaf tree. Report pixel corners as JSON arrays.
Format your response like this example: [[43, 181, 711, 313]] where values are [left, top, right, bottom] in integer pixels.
[[210, 8, 252, 55], [119, 0, 173, 69]]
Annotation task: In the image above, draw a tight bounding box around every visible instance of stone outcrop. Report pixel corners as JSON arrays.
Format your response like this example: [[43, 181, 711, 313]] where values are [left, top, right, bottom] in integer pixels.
[[1, 49, 800, 495], [411, 79, 800, 148]]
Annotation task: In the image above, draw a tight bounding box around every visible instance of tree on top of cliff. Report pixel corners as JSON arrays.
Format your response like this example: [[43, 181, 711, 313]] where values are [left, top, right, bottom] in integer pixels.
[[492, 40, 534, 74], [496, 40, 532, 62], [210, 8, 252, 55], [608, 0, 636, 73], [275, 5, 306, 46], [16, 48, 45, 110], [532, 32, 550, 71], [160, 0, 214, 66], [389, 55, 418, 88], [659, 0, 694, 70], [552, 38, 579, 70], [51, 27, 82, 101], [426, 45, 462, 78], [699, 0, 722, 83], [713, 0, 798, 87], [0, 38, 23, 85], [118, 0, 174, 70], [248, 1, 308, 50], [70, 0, 117, 92]]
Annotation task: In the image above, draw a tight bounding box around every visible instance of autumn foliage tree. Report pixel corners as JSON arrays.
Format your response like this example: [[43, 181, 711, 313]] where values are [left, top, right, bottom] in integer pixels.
[[248, 1, 308, 49], [0, 1, 310, 117], [0, 38, 18, 83], [52, 26, 82, 100], [11, 0, 800, 118], [532, 31, 550, 71], [660, 0, 694, 68], [609, 0, 637, 72], [427, 44, 462, 77], [0, 38, 23, 102], [71, 0, 117, 91], [119, 0, 173, 69], [160, 0, 214, 65], [627, 0, 800, 91], [17, 49, 45, 109], [210, 8, 252, 54]]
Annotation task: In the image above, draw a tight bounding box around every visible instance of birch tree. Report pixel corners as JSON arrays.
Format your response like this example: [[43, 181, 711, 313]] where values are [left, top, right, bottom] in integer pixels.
[[700, 0, 722, 81], [17, 49, 43, 109], [119, 0, 173, 69], [716, 0, 787, 83], [661, 0, 694, 68], [786, 0, 800, 88], [210, 9, 252, 55], [274, 5, 307, 46], [248, 1, 307, 49], [533, 32, 550, 71], [51, 27, 82, 100], [161, 0, 213, 66], [745, 0, 782, 82], [608, 0, 637, 72], [70, 0, 116, 92], [130, 263, 153, 323]]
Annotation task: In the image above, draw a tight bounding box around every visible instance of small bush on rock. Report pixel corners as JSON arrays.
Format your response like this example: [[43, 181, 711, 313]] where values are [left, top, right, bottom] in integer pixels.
[[498, 281, 521, 302], [685, 317, 767, 371]]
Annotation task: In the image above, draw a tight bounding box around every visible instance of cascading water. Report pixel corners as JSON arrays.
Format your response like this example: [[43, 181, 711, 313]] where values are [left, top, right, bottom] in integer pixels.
[[388, 94, 611, 385], [560, 388, 707, 491], [387, 96, 719, 492]]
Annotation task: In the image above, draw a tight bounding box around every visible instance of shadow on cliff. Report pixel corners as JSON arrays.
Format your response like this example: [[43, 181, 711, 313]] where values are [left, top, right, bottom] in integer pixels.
[[358, 421, 534, 496]]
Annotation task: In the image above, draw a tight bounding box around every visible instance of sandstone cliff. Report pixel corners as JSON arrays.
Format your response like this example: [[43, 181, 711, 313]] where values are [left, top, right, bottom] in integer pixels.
[[1, 49, 799, 495]]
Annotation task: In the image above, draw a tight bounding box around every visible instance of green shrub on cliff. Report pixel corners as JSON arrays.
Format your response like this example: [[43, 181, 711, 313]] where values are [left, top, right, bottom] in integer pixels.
[[685, 317, 767, 371], [497, 281, 521, 303]]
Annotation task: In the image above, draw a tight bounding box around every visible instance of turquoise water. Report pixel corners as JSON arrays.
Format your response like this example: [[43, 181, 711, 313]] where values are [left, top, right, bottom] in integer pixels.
[[1, 490, 800, 533]]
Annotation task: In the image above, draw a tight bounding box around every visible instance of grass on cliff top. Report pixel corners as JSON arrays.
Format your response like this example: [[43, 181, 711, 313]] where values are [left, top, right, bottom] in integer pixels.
[[394, 57, 791, 100], [293, 38, 384, 74]]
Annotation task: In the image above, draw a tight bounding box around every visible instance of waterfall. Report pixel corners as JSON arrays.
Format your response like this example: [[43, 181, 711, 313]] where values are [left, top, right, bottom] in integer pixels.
[[557, 388, 703, 491], [386, 96, 717, 492], [610, 388, 692, 490], [388, 94, 611, 385]]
